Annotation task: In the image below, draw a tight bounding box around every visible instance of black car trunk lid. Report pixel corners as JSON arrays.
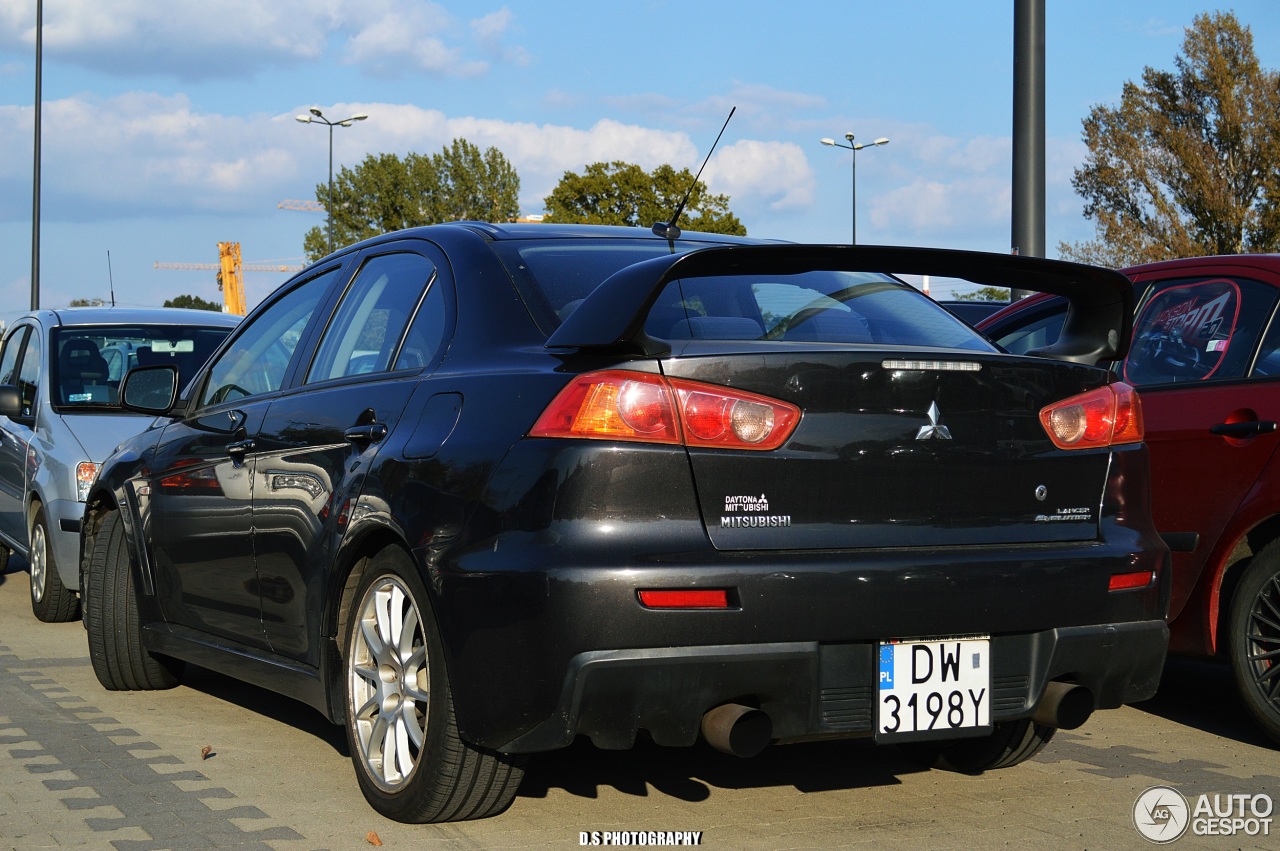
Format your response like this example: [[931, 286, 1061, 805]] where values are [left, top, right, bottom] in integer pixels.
[[660, 349, 1112, 551]]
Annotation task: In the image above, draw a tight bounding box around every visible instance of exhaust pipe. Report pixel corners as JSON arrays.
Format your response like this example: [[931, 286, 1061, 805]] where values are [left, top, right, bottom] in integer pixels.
[[701, 703, 772, 757], [1031, 681, 1094, 730]]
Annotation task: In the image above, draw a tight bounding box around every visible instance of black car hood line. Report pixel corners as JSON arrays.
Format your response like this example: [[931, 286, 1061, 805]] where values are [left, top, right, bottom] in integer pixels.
[[545, 244, 1134, 365]]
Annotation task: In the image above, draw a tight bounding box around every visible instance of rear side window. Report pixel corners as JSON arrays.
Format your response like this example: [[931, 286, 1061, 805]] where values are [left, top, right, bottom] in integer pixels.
[[307, 252, 436, 383], [1125, 277, 1278, 386], [395, 279, 448, 371], [644, 272, 994, 351]]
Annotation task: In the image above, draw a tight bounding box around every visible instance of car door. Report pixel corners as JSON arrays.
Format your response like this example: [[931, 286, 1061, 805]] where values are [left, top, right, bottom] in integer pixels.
[[1126, 272, 1280, 619], [251, 244, 452, 665], [0, 324, 34, 546], [145, 268, 339, 648]]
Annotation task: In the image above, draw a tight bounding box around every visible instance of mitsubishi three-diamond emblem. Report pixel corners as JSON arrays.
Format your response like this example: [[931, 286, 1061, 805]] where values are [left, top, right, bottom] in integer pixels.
[[916, 401, 952, 440]]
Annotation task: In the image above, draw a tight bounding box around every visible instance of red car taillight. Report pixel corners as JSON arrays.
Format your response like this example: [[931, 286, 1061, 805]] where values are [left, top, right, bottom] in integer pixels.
[[529, 370, 800, 451], [1039, 382, 1144, 450]]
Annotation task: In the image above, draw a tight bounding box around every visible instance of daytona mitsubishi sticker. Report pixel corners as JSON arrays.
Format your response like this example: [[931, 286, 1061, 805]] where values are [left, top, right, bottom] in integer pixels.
[[721, 493, 791, 527]]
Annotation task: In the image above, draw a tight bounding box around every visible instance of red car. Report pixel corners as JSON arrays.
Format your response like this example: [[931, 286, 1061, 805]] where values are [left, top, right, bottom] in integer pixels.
[[979, 254, 1280, 743]]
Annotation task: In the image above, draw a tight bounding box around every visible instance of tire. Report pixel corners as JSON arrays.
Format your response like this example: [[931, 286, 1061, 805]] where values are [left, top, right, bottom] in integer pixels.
[[29, 505, 79, 623], [342, 547, 526, 823], [1228, 542, 1280, 744], [898, 719, 1056, 773], [85, 510, 183, 691], [0, 542, 10, 573]]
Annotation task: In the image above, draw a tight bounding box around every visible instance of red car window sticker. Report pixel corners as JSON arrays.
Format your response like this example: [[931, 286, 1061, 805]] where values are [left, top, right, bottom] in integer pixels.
[[1124, 278, 1241, 385]]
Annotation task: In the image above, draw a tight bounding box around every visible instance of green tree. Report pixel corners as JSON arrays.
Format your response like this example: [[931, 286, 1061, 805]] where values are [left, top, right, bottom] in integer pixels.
[[952, 286, 1010, 302], [69, 298, 106, 307], [543, 161, 747, 235], [163, 294, 222, 311], [1060, 12, 1280, 267], [304, 139, 521, 262]]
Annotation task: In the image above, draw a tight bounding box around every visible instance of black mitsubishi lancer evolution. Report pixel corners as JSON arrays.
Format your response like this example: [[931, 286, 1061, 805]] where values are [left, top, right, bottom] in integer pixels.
[[81, 222, 1169, 823]]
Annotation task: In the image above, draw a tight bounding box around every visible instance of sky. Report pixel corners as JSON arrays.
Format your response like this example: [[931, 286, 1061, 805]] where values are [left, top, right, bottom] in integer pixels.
[[0, 1, 1277, 321]]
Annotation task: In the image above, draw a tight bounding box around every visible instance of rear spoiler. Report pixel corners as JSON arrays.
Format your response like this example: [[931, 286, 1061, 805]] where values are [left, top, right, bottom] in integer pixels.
[[544, 244, 1133, 365]]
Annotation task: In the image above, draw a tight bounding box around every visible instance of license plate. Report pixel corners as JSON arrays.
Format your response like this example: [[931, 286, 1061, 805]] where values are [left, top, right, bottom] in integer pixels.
[[875, 636, 992, 742]]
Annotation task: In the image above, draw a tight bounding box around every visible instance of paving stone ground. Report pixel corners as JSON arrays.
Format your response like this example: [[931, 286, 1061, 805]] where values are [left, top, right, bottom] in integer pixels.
[[2, 556, 1278, 850]]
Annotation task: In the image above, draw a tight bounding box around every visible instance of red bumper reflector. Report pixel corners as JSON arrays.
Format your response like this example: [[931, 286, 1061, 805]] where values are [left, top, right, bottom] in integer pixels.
[[638, 589, 730, 609], [1108, 570, 1154, 591]]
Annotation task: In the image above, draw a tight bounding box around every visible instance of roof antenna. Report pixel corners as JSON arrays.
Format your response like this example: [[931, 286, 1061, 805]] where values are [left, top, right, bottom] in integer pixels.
[[652, 106, 735, 241], [107, 250, 116, 307]]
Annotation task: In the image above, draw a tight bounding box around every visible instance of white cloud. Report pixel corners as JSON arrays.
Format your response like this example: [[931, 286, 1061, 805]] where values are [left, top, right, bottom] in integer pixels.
[[344, 107, 699, 210], [0, 95, 812, 224], [698, 84, 829, 130], [1139, 17, 1185, 39], [0, 0, 522, 80], [0, 92, 306, 220], [0, 0, 337, 77], [711, 140, 815, 209], [878, 173, 1011, 234], [470, 6, 529, 65], [342, 1, 487, 78]]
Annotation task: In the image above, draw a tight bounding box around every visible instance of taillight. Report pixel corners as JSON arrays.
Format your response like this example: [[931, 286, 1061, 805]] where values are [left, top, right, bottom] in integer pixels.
[[528, 371, 681, 444], [1039, 382, 1144, 450], [530, 370, 800, 451]]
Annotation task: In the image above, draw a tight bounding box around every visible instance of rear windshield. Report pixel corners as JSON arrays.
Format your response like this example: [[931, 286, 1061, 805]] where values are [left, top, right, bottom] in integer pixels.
[[491, 237, 992, 351], [53, 324, 232, 409], [645, 272, 993, 350], [490, 238, 718, 332]]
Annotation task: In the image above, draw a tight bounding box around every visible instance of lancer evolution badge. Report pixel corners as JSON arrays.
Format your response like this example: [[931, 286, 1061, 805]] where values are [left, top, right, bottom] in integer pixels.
[[915, 401, 952, 440]]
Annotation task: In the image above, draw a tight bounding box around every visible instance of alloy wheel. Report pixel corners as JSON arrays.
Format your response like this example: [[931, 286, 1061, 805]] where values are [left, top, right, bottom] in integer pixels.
[[348, 575, 430, 791], [1243, 571, 1280, 713], [29, 521, 47, 603]]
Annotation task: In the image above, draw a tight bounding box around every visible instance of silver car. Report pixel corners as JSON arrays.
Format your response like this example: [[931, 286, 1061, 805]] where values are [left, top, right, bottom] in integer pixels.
[[0, 307, 238, 621]]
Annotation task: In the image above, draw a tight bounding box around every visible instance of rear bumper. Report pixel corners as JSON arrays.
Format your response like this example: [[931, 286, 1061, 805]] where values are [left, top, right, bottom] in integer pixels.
[[436, 439, 1169, 752], [498, 619, 1169, 753]]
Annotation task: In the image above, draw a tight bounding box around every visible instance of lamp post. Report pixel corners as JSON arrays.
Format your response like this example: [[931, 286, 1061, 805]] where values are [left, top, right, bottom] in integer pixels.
[[31, 0, 42, 309], [820, 133, 889, 244], [296, 108, 368, 255]]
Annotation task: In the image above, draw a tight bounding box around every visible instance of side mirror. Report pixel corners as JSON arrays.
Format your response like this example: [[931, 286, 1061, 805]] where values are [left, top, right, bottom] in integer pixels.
[[121, 365, 180, 415], [0, 385, 21, 419]]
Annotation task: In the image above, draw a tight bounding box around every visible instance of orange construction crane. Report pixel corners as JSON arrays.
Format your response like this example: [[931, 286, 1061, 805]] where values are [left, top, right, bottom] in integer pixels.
[[153, 243, 302, 315], [218, 241, 246, 316]]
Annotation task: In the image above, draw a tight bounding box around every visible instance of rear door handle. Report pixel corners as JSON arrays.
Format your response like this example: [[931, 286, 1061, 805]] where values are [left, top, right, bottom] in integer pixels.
[[1210, 421, 1278, 438], [344, 423, 388, 444]]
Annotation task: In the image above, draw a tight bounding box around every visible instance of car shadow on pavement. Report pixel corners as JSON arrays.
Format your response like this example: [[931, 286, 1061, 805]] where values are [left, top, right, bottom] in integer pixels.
[[519, 733, 927, 803], [1130, 657, 1276, 749], [161, 663, 351, 757]]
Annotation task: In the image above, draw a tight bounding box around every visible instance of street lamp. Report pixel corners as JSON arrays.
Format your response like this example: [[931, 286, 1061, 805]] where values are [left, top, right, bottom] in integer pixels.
[[296, 108, 369, 255], [820, 133, 889, 244]]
